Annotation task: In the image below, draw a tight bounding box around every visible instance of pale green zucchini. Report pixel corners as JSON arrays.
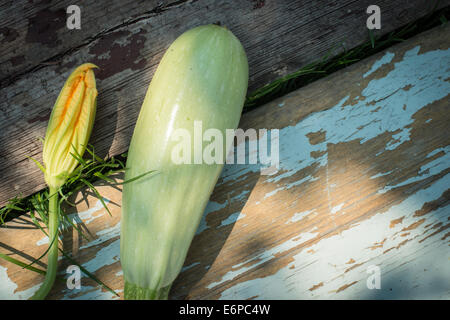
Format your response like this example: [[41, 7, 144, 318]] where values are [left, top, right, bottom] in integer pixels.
[[120, 24, 248, 299]]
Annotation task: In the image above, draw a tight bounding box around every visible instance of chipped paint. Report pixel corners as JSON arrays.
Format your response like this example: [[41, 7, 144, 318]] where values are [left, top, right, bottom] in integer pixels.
[[198, 44, 450, 300], [227, 46, 449, 203], [35, 200, 109, 246], [0, 265, 40, 299], [191, 45, 449, 297], [82, 239, 120, 273], [197, 190, 250, 234], [264, 175, 318, 199], [287, 210, 315, 224], [385, 129, 411, 151], [181, 262, 200, 273], [67, 199, 110, 225], [207, 231, 318, 289], [370, 170, 393, 179], [36, 235, 49, 246], [330, 203, 345, 214], [219, 174, 450, 299], [89, 29, 147, 79], [363, 51, 395, 78], [80, 221, 120, 250], [427, 146, 449, 158], [116, 270, 123, 277], [379, 146, 450, 193], [63, 286, 121, 300], [196, 201, 228, 234], [219, 212, 246, 227]]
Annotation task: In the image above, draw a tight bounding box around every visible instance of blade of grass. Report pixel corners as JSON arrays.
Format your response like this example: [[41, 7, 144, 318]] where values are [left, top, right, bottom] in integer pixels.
[[25, 229, 59, 268], [26, 156, 46, 173], [369, 29, 375, 48], [60, 250, 119, 297], [80, 178, 111, 216], [0, 253, 46, 275], [113, 170, 157, 186]]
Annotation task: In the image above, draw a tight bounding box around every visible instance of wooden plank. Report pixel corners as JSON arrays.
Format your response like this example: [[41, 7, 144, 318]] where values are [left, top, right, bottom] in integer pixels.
[[1, 0, 445, 83], [0, 24, 449, 300], [0, 0, 163, 81], [1, 0, 448, 206]]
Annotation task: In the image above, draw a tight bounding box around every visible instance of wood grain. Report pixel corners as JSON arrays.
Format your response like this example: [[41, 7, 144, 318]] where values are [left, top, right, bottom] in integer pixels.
[[0, 24, 448, 299], [1, 0, 449, 206]]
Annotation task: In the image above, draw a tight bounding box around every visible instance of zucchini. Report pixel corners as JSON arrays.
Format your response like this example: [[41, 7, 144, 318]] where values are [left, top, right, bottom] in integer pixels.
[[120, 24, 248, 299]]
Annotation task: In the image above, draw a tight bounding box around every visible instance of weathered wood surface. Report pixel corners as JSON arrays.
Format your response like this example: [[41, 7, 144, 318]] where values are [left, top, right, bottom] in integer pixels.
[[1, 24, 449, 299], [1, 0, 448, 207]]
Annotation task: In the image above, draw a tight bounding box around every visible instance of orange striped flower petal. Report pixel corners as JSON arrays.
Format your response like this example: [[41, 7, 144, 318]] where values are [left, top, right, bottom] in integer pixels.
[[43, 63, 98, 188]]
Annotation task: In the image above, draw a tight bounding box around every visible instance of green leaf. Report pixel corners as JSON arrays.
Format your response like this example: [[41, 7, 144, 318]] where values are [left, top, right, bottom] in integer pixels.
[[26, 230, 59, 268], [368, 29, 375, 49], [6, 204, 25, 212], [70, 143, 88, 167], [114, 170, 157, 186], [27, 156, 46, 173], [85, 144, 104, 162], [94, 172, 116, 183], [29, 210, 49, 236], [60, 250, 119, 298], [0, 253, 67, 285], [80, 179, 112, 217], [0, 253, 46, 275]]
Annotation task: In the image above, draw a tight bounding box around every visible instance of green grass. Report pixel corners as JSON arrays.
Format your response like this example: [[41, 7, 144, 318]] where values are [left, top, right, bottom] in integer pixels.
[[0, 4, 448, 298], [0, 143, 155, 297], [0, 145, 129, 296], [0, 146, 128, 225]]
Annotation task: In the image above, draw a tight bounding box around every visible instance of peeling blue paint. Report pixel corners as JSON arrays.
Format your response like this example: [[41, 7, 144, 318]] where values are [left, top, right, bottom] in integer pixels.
[[363, 51, 395, 78]]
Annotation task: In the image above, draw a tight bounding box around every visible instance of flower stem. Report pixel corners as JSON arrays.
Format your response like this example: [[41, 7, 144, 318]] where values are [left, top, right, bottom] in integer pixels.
[[30, 186, 59, 300]]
